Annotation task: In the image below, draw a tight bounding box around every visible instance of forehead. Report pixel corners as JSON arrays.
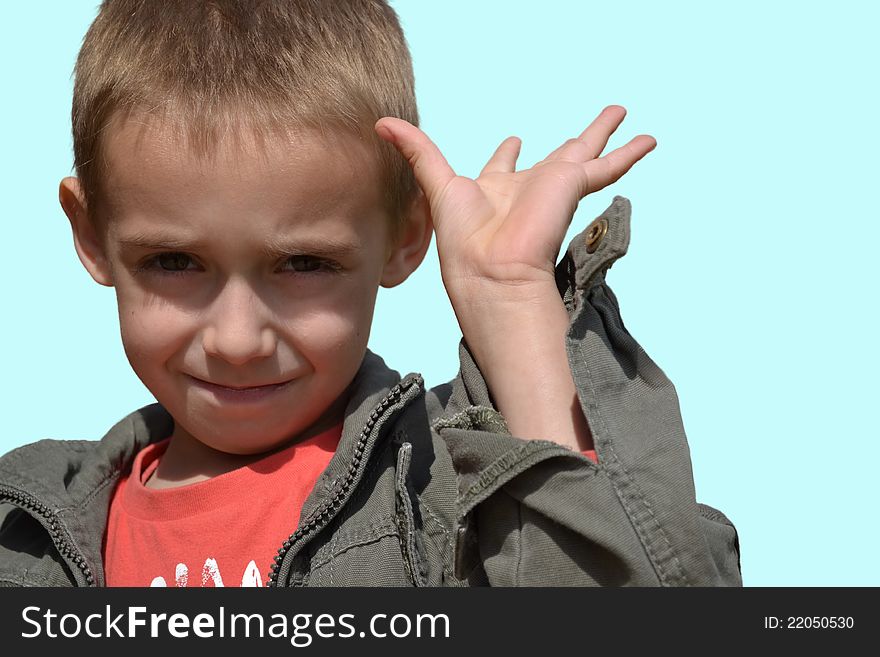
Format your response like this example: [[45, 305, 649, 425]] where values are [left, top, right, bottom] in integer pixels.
[[99, 114, 385, 236]]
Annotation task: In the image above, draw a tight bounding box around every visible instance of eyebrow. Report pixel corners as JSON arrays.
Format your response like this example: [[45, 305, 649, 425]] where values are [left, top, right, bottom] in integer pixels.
[[117, 234, 202, 251], [261, 235, 361, 259], [116, 232, 361, 259]]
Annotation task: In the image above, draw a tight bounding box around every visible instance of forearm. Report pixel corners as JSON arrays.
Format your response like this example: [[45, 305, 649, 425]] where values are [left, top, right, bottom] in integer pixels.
[[449, 282, 593, 452]]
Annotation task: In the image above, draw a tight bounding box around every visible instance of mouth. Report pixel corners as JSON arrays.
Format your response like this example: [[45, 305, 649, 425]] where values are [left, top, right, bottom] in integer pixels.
[[187, 375, 295, 403]]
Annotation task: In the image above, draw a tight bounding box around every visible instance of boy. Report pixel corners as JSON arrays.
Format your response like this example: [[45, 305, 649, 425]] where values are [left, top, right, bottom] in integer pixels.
[[0, 0, 741, 587]]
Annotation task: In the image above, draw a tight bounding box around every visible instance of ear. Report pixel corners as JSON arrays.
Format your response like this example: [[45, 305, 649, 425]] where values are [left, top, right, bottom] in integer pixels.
[[380, 189, 433, 288], [59, 177, 114, 287]]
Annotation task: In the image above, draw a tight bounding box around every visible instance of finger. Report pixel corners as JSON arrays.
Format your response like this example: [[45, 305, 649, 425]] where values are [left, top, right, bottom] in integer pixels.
[[581, 134, 657, 194], [545, 105, 627, 162], [375, 117, 456, 205], [575, 105, 627, 156], [479, 136, 522, 177]]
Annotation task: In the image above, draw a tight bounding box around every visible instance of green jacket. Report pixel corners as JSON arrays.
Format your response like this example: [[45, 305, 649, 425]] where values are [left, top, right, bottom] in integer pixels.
[[0, 196, 742, 587]]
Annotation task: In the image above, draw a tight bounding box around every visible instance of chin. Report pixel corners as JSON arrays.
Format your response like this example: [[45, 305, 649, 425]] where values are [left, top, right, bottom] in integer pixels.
[[167, 402, 301, 452], [200, 422, 300, 455]]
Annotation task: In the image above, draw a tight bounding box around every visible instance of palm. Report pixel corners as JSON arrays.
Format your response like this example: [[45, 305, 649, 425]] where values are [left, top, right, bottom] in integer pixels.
[[376, 105, 656, 290], [436, 160, 593, 286]]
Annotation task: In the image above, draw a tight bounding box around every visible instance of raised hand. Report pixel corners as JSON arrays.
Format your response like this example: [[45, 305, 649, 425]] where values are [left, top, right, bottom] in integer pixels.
[[376, 106, 655, 452], [375, 105, 656, 298]]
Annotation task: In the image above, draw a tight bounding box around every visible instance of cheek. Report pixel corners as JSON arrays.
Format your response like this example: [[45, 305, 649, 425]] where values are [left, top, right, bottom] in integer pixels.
[[285, 282, 379, 357], [117, 300, 192, 366]]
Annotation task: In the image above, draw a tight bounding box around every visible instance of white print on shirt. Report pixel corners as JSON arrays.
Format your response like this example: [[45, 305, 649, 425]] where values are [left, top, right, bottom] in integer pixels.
[[176, 563, 188, 587], [148, 558, 263, 587], [241, 559, 262, 587], [201, 558, 224, 587]]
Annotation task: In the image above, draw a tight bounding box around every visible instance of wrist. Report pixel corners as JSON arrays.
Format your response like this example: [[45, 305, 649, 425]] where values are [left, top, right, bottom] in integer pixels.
[[450, 291, 593, 452], [445, 275, 561, 315]]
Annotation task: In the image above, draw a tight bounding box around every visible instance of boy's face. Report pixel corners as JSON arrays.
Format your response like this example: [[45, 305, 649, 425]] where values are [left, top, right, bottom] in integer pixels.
[[60, 118, 430, 455]]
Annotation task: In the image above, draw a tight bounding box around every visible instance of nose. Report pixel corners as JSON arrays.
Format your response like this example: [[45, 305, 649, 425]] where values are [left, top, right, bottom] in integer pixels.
[[201, 277, 277, 365]]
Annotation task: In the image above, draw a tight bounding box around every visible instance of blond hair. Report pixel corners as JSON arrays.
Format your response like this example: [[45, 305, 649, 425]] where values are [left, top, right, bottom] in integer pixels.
[[72, 0, 419, 238]]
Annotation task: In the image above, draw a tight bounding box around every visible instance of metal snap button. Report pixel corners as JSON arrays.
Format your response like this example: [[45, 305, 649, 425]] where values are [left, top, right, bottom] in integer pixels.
[[585, 217, 608, 253]]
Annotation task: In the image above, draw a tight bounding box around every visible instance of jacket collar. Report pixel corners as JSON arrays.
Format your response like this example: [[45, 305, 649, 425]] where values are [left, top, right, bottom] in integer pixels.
[[296, 351, 424, 523]]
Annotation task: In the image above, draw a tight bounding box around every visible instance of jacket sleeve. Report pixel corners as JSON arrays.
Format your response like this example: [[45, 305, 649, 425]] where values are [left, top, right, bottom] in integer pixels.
[[427, 195, 742, 586]]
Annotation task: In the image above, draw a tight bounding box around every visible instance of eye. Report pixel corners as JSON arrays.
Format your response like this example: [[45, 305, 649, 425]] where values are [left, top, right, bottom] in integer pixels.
[[137, 252, 197, 277], [281, 255, 339, 274]]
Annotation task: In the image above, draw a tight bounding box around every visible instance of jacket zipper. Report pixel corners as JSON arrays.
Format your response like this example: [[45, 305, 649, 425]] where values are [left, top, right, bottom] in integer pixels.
[[0, 485, 95, 586], [266, 376, 421, 587]]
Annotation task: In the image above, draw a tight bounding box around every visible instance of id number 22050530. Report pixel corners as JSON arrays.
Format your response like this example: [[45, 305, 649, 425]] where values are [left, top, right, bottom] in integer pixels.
[[764, 617, 854, 630]]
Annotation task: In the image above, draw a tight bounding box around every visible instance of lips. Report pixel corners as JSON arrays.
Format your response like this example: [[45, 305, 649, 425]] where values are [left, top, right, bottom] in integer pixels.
[[186, 374, 295, 405], [187, 375, 293, 390]]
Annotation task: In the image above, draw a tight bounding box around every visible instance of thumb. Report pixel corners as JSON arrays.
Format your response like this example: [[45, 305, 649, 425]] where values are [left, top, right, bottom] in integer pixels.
[[375, 117, 456, 207]]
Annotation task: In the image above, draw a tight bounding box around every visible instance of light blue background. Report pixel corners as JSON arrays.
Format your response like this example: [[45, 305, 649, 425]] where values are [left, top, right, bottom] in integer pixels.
[[1, 1, 877, 586]]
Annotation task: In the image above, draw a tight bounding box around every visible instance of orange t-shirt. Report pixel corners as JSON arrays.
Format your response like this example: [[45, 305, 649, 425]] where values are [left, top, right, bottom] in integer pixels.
[[103, 424, 342, 587], [103, 425, 598, 587]]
